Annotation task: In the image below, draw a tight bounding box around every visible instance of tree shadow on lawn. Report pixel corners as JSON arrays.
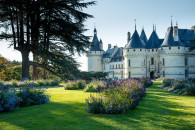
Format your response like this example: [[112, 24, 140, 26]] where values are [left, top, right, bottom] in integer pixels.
[[0, 101, 120, 129], [0, 84, 195, 130]]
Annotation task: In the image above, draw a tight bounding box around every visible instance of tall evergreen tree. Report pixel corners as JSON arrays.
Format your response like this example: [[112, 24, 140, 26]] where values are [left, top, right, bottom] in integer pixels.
[[0, 0, 95, 80]]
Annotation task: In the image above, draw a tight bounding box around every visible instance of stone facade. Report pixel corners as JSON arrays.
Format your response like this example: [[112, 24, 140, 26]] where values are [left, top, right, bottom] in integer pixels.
[[87, 24, 195, 79]]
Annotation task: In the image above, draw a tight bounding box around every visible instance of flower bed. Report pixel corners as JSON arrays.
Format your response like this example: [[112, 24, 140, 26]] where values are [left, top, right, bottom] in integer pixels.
[[86, 79, 146, 114], [161, 78, 195, 96], [0, 83, 50, 112]]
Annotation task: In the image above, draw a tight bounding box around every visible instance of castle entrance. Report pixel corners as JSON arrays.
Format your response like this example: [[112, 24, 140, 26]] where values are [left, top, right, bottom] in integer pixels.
[[150, 71, 155, 79]]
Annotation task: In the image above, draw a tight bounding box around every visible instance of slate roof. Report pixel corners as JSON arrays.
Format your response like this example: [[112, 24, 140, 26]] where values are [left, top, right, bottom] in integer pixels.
[[125, 30, 146, 49], [90, 28, 104, 51], [178, 29, 195, 47], [110, 48, 124, 62], [146, 30, 161, 48], [161, 26, 175, 47], [140, 29, 147, 44]]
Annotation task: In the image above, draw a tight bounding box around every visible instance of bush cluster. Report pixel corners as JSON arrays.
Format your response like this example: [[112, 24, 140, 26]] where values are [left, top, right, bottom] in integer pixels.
[[0, 83, 50, 112], [0, 79, 59, 88], [86, 79, 146, 114], [139, 77, 153, 87], [84, 80, 105, 92], [161, 78, 195, 96], [64, 80, 86, 90]]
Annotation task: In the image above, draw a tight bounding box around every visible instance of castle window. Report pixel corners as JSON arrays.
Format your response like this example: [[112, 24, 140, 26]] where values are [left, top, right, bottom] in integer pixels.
[[156, 49, 158, 51], [129, 72, 131, 78], [178, 47, 180, 49], [133, 49, 135, 51], [116, 64, 117, 69], [128, 59, 131, 67], [113, 65, 114, 69], [185, 70, 188, 78], [163, 71, 165, 77], [152, 49, 154, 52], [140, 49, 142, 51], [119, 64, 120, 69], [151, 58, 154, 65], [128, 49, 129, 52], [163, 58, 165, 66], [185, 58, 188, 66], [169, 47, 171, 50], [121, 64, 123, 68]]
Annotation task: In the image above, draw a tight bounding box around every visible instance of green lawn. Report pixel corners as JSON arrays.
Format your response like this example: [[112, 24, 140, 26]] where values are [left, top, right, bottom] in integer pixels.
[[0, 81, 195, 130]]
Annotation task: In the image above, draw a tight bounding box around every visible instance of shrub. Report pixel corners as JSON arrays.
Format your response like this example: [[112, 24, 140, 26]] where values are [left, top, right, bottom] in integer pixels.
[[84, 80, 105, 92], [0, 82, 50, 112], [0, 86, 19, 112], [86, 79, 146, 114], [64, 80, 86, 90], [49, 80, 60, 86], [10, 80, 19, 87], [162, 78, 174, 87], [161, 78, 195, 96], [140, 77, 152, 87], [17, 87, 50, 107], [36, 80, 45, 86]]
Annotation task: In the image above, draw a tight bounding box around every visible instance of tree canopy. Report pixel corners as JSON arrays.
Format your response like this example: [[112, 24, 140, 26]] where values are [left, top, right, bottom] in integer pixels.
[[0, 0, 96, 80]]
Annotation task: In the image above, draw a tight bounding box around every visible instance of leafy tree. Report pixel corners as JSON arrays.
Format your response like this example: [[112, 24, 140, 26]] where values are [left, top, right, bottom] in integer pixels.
[[0, 0, 95, 80]]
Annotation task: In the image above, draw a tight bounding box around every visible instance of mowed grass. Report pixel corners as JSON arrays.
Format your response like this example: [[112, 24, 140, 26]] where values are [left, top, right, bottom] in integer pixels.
[[0, 81, 195, 130]]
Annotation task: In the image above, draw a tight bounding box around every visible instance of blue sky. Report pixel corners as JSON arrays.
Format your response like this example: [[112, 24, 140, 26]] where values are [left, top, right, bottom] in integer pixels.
[[0, 0, 195, 71]]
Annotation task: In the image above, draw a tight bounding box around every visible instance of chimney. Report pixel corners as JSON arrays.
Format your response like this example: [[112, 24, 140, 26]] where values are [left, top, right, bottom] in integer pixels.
[[127, 32, 131, 43], [108, 44, 111, 49]]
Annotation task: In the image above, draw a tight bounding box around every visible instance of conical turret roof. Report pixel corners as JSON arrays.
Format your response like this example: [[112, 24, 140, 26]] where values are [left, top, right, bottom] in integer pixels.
[[90, 28, 103, 51], [140, 29, 147, 44], [126, 30, 146, 49], [146, 30, 160, 48], [161, 26, 175, 47]]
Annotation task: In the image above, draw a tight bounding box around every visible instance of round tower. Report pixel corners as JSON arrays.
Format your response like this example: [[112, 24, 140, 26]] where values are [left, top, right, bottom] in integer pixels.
[[87, 28, 104, 72], [124, 24, 147, 78]]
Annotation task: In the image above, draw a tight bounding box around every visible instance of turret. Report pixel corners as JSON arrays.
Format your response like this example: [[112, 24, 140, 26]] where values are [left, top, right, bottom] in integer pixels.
[[140, 27, 147, 44], [87, 28, 104, 72]]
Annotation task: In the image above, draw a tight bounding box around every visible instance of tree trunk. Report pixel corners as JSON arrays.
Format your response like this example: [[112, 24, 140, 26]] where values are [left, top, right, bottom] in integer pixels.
[[21, 50, 30, 81], [33, 54, 39, 80]]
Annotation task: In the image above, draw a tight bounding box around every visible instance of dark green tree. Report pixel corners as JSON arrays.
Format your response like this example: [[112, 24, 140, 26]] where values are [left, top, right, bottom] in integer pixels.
[[0, 0, 95, 80]]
